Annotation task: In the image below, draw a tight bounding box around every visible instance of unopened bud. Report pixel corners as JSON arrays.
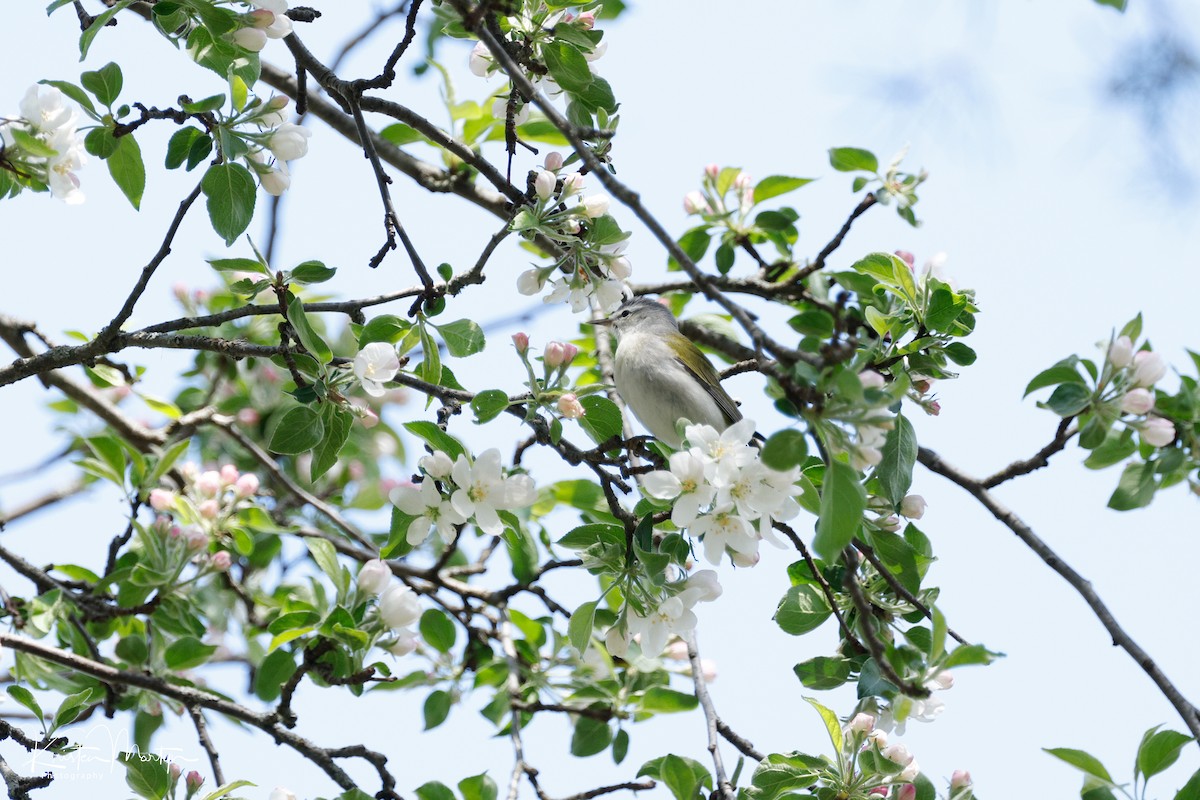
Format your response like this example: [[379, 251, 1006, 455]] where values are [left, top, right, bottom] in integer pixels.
[[899, 494, 926, 519], [210, 551, 232, 571], [544, 151, 564, 171], [512, 332, 530, 353], [557, 393, 585, 419], [950, 770, 972, 789]]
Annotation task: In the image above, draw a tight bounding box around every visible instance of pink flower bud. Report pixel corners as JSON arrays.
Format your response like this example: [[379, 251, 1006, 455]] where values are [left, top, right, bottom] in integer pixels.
[[1141, 416, 1176, 448], [557, 393, 585, 419], [544, 151, 564, 171], [733, 172, 752, 192], [247, 9, 275, 27], [895, 250, 916, 268], [232, 26, 268, 52], [580, 194, 610, 218], [235, 474, 260, 498], [927, 400, 942, 416], [928, 669, 954, 690], [1132, 350, 1167, 387], [898, 761, 920, 783], [199, 499, 221, 519], [576, 10, 596, 28], [950, 770, 972, 789], [663, 640, 689, 661], [560, 173, 585, 196], [184, 526, 208, 551], [196, 471, 222, 498], [730, 550, 760, 568], [876, 514, 901, 532], [896, 783, 917, 800], [699, 658, 718, 683], [560, 342, 579, 365], [360, 408, 380, 429], [704, 164, 719, 180], [1119, 387, 1155, 415], [236, 408, 261, 426], [544, 341, 567, 368], [186, 771, 204, 792], [848, 712, 876, 733], [899, 494, 926, 519], [683, 191, 706, 215], [868, 789, 889, 797], [882, 743, 913, 766], [149, 489, 175, 512], [210, 551, 232, 571], [220, 464, 239, 485], [169, 762, 182, 780]]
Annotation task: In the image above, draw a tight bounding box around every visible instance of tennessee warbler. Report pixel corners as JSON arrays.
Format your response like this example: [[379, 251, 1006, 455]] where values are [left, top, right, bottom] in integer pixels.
[[593, 296, 742, 448]]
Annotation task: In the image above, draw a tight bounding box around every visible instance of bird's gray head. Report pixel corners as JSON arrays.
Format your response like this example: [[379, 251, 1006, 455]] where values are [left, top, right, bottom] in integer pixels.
[[599, 296, 679, 339]]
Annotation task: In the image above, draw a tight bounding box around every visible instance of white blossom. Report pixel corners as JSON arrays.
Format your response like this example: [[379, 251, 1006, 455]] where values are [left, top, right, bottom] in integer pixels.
[[267, 122, 311, 161], [354, 342, 400, 397], [357, 559, 391, 595], [627, 596, 697, 656], [691, 505, 758, 566], [379, 584, 422, 629], [642, 449, 717, 527], [1132, 350, 1167, 387], [450, 449, 537, 535], [390, 480, 467, 545]]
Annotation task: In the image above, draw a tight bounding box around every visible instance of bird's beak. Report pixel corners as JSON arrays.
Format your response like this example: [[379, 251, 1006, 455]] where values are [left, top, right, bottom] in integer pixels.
[[585, 317, 614, 327]]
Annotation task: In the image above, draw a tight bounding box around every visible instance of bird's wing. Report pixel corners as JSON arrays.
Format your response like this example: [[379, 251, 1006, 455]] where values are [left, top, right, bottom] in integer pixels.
[[673, 349, 743, 426]]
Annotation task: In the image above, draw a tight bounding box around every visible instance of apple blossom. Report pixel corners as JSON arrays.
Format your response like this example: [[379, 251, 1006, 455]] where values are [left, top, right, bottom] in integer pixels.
[[149, 489, 175, 512], [1108, 335, 1134, 368], [576, 10, 596, 28], [882, 742, 913, 767], [950, 770, 972, 789], [691, 506, 759, 566], [608, 255, 632, 280], [354, 342, 400, 397], [1141, 416, 1176, 448], [257, 96, 291, 128], [491, 97, 529, 125], [235, 474, 260, 498], [663, 640, 689, 661], [580, 194, 610, 218], [683, 191, 707, 214], [1120, 387, 1155, 415], [517, 268, 544, 296], [557, 393, 585, 419], [449, 449, 538, 536], [896, 783, 917, 800], [386, 629, 418, 656], [1132, 350, 1167, 387], [267, 123, 312, 161], [627, 596, 698, 656], [679, 569, 723, 605], [511, 332, 530, 353], [900, 494, 927, 519], [258, 160, 291, 196], [604, 625, 629, 658], [419, 450, 454, 479], [269, 788, 297, 800], [544, 151, 564, 171], [898, 760, 920, 782], [468, 41, 492, 77], [379, 584, 422, 629], [196, 471, 222, 497], [533, 169, 556, 200], [232, 26, 268, 51], [560, 172, 585, 197], [858, 370, 887, 391], [185, 771, 204, 793], [847, 712, 876, 733], [390, 479, 467, 545], [642, 449, 718, 528], [357, 559, 391, 595], [210, 551, 232, 571]]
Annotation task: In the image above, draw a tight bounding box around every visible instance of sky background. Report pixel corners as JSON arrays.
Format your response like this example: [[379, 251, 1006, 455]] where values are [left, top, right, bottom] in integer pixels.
[[2, 1, 1199, 799]]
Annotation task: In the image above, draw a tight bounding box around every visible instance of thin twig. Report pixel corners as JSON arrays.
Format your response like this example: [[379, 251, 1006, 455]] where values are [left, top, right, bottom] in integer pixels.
[[917, 445, 1200, 742], [852, 538, 968, 646], [980, 418, 1077, 488], [682, 631, 734, 800], [791, 193, 878, 283], [187, 705, 226, 786]]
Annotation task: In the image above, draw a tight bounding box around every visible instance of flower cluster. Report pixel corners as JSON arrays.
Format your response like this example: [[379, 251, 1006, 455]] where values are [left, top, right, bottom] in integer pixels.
[[682, 164, 756, 227], [607, 569, 724, 657], [150, 462, 261, 542], [354, 341, 401, 397], [467, 9, 606, 121], [390, 449, 537, 545], [357, 558, 421, 656], [515, 151, 631, 313], [641, 420, 801, 567], [230, 0, 293, 53], [1, 85, 87, 204], [1106, 335, 1175, 448]]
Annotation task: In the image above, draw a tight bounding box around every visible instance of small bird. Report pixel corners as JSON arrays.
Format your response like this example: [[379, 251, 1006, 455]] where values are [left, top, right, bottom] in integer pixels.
[[592, 296, 742, 449]]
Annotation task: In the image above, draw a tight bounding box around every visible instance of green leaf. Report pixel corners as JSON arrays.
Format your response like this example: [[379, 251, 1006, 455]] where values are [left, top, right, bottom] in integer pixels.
[[753, 175, 814, 204], [803, 696, 843, 757], [761, 429, 808, 471], [876, 414, 916, 507], [116, 634, 149, 664], [813, 460, 866, 561], [358, 314, 411, 346], [943, 642, 1002, 668], [268, 406, 325, 455], [310, 406, 353, 481], [6, 686, 45, 725], [1043, 748, 1113, 783], [578, 395, 623, 445], [568, 600, 597, 654], [164, 637, 218, 670], [458, 774, 497, 800], [1107, 461, 1157, 510], [79, 0, 135, 59], [1176, 768, 1200, 800], [788, 310, 835, 338], [81, 62, 122, 107], [829, 147, 878, 173], [639, 687, 698, 713], [108, 134, 145, 209], [86, 126, 120, 159], [181, 93, 225, 114], [774, 584, 831, 635], [287, 294, 332, 364], [570, 715, 613, 757], [423, 690, 453, 730], [750, 753, 822, 800], [419, 609, 456, 653], [402, 421, 466, 462], [674, 227, 712, 267], [944, 342, 977, 366], [1137, 728, 1192, 779], [1024, 358, 1086, 397], [201, 162, 256, 245], [51, 687, 94, 732], [208, 256, 267, 275], [542, 41, 593, 93], [1092, 0, 1127, 10], [254, 648, 297, 702], [305, 537, 345, 596], [291, 260, 337, 284], [1043, 382, 1092, 416], [1085, 429, 1138, 469], [793, 656, 852, 690], [471, 389, 510, 424], [557, 522, 624, 550], [198, 781, 257, 800], [415, 782, 457, 800], [118, 752, 170, 800], [434, 318, 486, 357]]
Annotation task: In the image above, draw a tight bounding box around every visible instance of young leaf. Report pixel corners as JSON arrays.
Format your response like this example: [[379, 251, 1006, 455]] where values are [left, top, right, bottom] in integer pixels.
[[774, 584, 832, 635], [423, 690, 452, 730], [568, 600, 597, 654], [419, 609, 456, 653], [876, 414, 917, 507], [268, 406, 325, 455], [80, 62, 122, 107], [470, 389, 510, 424], [107, 134, 145, 209], [829, 147, 879, 173], [812, 460, 866, 561], [287, 295, 333, 364], [753, 175, 814, 204], [1043, 748, 1114, 783], [761, 429, 808, 471], [434, 318, 486, 357]]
